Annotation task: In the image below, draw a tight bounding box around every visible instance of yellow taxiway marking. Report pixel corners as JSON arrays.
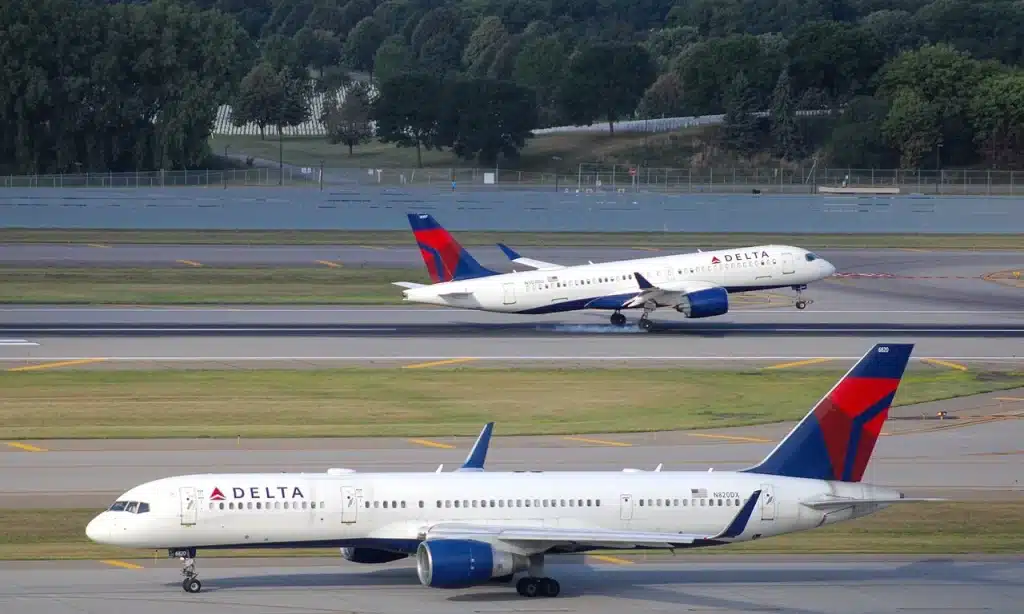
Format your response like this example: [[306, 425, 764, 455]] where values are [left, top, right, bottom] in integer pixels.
[[631, 246, 662, 252], [995, 397, 1024, 402], [408, 438, 456, 450], [5, 442, 47, 452], [899, 248, 930, 252], [589, 554, 635, 565], [763, 357, 834, 370], [921, 358, 968, 372], [688, 433, 773, 444], [316, 260, 342, 268], [563, 436, 632, 447], [100, 560, 144, 570], [86, 243, 111, 249], [402, 357, 478, 369], [175, 259, 202, 267], [7, 358, 107, 372], [357, 245, 387, 251]]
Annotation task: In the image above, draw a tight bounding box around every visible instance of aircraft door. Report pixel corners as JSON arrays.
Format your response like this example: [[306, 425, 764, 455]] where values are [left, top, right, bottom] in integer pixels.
[[179, 487, 197, 526], [341, 485, 358, 523], [619, 494, 633, 521], [781, 252, 795, 275], [760, 484, 776, 521], [502, 283, 516, 305]]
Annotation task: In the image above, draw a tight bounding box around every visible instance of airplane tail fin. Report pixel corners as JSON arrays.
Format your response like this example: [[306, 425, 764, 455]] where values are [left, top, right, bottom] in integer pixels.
[[742, 343, 914, 483], [407, 213, 498, 283]]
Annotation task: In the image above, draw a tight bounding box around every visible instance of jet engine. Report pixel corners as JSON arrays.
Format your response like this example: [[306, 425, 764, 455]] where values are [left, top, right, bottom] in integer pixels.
[[674, 287, 729, 318], [340, 547, 409, 564], [415, 539, 529, 588]]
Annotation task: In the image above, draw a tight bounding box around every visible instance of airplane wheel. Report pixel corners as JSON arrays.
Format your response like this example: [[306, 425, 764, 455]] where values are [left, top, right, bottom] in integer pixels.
[[639, 318, 653, 331], [183, 578, 202, 593], [795, 300, 807, 310], [610, 313, 626, 327], [540, 578, 561, 597], [517, 577, 539, 597]]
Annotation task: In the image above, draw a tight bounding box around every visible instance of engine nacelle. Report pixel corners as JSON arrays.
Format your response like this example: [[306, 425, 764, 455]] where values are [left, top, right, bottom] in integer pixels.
[[340, 547, 409, 564], [674, 287, 729, 318], [416, 539, 528, 588]]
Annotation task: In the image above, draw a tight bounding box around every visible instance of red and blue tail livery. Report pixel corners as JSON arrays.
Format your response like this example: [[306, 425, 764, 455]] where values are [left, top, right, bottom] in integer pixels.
[[407, 213, 498, 283], [744, 343, 914, 483]]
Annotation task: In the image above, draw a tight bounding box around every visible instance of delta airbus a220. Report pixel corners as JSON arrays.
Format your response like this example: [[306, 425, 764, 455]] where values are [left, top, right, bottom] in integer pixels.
[[85, 343, 937, 598], [393, 214, 836, 330]]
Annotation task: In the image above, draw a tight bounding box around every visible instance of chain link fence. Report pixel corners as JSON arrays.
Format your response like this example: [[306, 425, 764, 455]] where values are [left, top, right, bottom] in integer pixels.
[[4, 165, 1024, 195]]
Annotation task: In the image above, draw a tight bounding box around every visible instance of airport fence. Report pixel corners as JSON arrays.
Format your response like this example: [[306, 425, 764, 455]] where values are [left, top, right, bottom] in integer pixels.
[[5, 165, 1024, 195]]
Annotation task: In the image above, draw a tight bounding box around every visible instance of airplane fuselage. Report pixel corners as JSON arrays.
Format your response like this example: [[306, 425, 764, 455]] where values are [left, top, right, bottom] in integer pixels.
[[401, 245, 834, 314], [86, 469, 899, 554]]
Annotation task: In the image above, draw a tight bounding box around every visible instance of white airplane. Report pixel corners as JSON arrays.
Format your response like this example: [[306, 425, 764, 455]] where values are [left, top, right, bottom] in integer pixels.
[[393, 213, 836, 330], [86, 343, 935, 598]]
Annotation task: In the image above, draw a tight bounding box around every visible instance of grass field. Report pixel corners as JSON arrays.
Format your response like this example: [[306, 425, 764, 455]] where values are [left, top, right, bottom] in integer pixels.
[[2, 229, 1022, 249], [208, 131, 703, 173], [0, 267, 420, 304], [2, 502, 1020, 560], [2, 368, 1021, 439]]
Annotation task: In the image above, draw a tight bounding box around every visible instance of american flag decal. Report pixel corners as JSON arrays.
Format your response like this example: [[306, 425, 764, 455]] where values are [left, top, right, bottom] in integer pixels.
[[691, 488, 708, 498]]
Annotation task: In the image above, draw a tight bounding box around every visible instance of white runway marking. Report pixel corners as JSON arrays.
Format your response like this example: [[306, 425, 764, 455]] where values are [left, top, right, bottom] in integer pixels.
[[0, 339, 38, 346]]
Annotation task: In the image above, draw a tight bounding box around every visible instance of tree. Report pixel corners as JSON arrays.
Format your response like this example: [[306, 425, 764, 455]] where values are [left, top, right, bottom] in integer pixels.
[[968, 72, 1024, 167], [463, 16, 508, 77], [373, 34, 416, 83], [372, 72, 443, 167], [638, 73, 686, 118], [322, 83, 374, 155], [556, 43, 657, 135], [827, 95, 899, 168], [437, 77, 539, 165], [785, 20, 884, 106], [673, 34, 785, 115], [513, 34, 567, 121], [769, 68, 802, 160], [722, 72, 762, 155], [882, 88, 941, 168], [343, 17, 385, 77], [232, 62, 310, 140]]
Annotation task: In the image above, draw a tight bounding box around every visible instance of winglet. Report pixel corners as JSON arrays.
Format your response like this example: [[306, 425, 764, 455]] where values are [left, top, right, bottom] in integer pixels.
[[634, 272, 654, 290], [711, 489, 761, 540], [496, 243, 520, 261], [458, 422, 494, 472]]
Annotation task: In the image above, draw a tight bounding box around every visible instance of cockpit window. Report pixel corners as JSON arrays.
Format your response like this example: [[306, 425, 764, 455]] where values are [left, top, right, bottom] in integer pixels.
[[805, 253, 818, 261], [107, 500, 150, 513]]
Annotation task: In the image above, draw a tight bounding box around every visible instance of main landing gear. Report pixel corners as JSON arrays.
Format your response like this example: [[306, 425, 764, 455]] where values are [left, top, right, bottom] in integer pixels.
[[515, 554, 561, 597], [609, 303, 656, 331], [172, 548, 202, 593]]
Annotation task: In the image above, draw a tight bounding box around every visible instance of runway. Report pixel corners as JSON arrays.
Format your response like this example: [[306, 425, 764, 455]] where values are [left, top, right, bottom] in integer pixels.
[[2, 555, 1021, 614]]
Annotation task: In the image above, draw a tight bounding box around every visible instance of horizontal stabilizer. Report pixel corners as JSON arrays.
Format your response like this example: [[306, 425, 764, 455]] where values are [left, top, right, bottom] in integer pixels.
[[392, 282, 426, 289], [496, 243, 565, 270], [801, 496, 944, 510]]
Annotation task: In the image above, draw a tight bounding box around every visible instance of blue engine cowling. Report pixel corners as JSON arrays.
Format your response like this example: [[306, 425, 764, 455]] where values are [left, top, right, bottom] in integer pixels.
[[675, 287, 729, 318], [340, 547, 409, 564], [416, 539, 527, 589]]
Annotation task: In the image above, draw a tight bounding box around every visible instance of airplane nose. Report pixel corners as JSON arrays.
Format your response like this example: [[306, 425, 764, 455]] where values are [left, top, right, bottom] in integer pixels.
[[85, 515, 108, 543], [822, 260, 836, 277]]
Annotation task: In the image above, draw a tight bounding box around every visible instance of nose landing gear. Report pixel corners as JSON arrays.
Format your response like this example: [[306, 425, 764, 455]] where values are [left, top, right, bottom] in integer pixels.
[[171, 548, 202, 593], [792, 285, 813, 310]]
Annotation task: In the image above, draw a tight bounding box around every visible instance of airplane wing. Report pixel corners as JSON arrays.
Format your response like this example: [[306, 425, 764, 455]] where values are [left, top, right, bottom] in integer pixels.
[[496, 243, 565, 271], [392, 282, 426, 289], [456, 422, 494, 472], [583, 272, 723, 311], [422, 490, 761, 550]]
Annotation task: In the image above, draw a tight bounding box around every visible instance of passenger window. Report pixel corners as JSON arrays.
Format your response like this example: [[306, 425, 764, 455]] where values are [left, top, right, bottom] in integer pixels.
[[283, 502, 289, 509], [735, 498, 741, 506], [454, 500, 460, 508], [247, 502, 253, 510], [256, 502, 262, 510], [219, 503, 224, 510]]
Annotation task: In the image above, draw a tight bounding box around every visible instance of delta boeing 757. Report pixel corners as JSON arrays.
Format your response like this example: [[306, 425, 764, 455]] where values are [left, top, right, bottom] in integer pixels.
[[393, 214, 836, 330], [85, 343, 936, 598]]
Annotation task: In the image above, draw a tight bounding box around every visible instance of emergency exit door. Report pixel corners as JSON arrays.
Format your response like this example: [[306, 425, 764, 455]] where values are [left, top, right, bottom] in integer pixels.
[[341, 485, 358, 523], [619, 494, 633, 521], [502, 283, 516, 305]]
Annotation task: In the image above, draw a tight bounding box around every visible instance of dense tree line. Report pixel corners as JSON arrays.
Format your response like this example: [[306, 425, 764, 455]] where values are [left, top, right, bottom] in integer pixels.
[[6, 0, 1024, 173]]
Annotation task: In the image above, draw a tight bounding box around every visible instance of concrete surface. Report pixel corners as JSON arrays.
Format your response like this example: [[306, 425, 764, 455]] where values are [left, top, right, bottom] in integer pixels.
[[2, 391, 1021, 509], [0, 556, 1020, 613], [3, 187, 1023, 232]]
